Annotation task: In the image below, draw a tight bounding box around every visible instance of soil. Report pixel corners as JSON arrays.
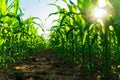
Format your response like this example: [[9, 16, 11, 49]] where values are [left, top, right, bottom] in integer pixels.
[[0, 49, 118, 80]]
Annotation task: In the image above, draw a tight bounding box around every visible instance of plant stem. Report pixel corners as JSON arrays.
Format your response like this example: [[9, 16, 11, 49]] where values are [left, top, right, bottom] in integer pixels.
[[104, 24, 109, 79]]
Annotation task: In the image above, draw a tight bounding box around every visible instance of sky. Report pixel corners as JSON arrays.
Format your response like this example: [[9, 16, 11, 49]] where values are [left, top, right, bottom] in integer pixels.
[[20, 0, 67, 36], [20, 0, 66, 27], [19, 0, 105, 36], [20, 0, 54, 21]]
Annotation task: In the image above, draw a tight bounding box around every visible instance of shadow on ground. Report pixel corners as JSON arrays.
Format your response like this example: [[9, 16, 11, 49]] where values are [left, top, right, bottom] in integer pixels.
[[0, 49, 118, 80]]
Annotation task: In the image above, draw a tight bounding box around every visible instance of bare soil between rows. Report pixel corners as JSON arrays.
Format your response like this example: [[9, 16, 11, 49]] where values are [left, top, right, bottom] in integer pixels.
[[0, 49, 118, 80]]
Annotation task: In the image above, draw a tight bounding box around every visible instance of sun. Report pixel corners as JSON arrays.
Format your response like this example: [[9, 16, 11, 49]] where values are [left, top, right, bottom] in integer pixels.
[[98, 0, 106, 7], [93, 0, 107, 19], [94, 7, 107, 19]]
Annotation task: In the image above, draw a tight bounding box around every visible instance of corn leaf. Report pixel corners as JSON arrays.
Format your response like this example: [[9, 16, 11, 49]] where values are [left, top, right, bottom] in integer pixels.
[[0, 0, 7, 14], [14, 0, 19, 14]]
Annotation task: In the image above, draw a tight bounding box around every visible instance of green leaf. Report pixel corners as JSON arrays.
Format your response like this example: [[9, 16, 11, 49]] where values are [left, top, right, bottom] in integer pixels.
[[62, 0, 67, 3], [49, 3, 61, 11], [69, 0, 75, 5], [14, 0, 19, 14], [83, 22, 92, 45], [0, 0, 7, 14]]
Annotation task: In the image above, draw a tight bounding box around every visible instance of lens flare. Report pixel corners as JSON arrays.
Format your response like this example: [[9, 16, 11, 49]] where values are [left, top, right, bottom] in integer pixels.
[[93, 0, 107, 19], [38, 28, 43, 36], [94, 7, 107, 19], [98, 0, 106, 8]]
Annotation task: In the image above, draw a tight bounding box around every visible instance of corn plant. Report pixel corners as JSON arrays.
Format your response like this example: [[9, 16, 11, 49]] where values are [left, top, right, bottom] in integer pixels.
[[49, 0, 120, 79], [49, 0, 96, 70], [0, 0, 45, 67]]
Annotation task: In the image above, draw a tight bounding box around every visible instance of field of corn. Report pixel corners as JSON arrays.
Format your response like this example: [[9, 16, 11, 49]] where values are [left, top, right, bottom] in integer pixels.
[[1, 0, 120, 80]]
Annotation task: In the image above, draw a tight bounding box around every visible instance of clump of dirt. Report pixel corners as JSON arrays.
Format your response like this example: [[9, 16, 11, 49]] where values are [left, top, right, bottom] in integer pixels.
[[0, 49, 118, 80]]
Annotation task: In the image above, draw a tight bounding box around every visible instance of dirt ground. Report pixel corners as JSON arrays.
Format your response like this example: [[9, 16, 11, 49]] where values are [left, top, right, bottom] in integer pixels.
[[0, 49, 118, 80]]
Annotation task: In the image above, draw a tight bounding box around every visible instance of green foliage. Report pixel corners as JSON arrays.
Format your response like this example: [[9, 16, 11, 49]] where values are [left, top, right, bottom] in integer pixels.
[[0, 0, 46, 67], [1, 0, 120, 79], [49, 0, 120, 79]]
